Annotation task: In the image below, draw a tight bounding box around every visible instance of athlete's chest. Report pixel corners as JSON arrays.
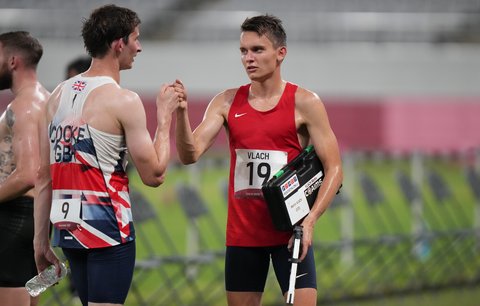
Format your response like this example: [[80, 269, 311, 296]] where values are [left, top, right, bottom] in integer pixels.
[[228, 110, 296, 152]]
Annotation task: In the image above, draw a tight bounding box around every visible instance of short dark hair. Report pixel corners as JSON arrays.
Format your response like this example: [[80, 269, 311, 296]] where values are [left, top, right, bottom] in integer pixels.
[[0, 31, 43, 69], [241, 14, 287, 48], [81, 4, 141, 58], [65, 56, 91, 79]]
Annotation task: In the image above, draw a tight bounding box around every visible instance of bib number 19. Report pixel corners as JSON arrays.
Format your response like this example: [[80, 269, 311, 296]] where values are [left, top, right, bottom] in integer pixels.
[[234, 149, 287, 198], [247, 162, 271, 186]]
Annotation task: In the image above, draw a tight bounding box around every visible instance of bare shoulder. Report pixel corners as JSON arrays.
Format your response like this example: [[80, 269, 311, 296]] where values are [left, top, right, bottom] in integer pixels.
[[11, 83, 50, 121], [114, 86, 140, 102], [90, 84, 143, 115], [211, 87, 238, 106], [15, 84, 49, 106], [98, 83, 140, 104], [207, 87, 239, 117], [294, 85, 329, 128], [46, 81, 66, 119], [294, 86, 323, 110]]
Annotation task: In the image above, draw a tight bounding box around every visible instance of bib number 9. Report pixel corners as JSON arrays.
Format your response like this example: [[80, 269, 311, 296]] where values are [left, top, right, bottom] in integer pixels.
[[61, 201, 69, 219], [50, 198, 82, 230]]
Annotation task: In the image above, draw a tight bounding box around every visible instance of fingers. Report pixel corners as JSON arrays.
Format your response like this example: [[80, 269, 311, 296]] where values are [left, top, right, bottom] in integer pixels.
[[44, 249, 62, 277], [299, 231, 312, 261], [54, 260, 62, 277], [169, 79, 183, 92], [160, 80, 186, 100], [34, 249, 49, 273], [156, 82, 184, 115], [287, 235, 294, 252], [289, 225, 312, 262], [160, 83, 169, 93], [157, 83, 177, 99], [172, 79, 187, 102], [156, 80, 188, 114], [34, 247, 59, 275], [173, 79, 184, 89], [35, 259, 47, 274], [299, 244, 309, 262]]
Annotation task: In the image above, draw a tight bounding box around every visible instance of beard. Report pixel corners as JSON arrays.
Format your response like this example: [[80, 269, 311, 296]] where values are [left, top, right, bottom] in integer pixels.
[[0, 66, 12, 90]]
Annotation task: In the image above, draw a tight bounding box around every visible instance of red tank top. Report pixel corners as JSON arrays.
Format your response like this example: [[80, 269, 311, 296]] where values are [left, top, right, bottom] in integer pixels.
[[227, 82, 302, 246]]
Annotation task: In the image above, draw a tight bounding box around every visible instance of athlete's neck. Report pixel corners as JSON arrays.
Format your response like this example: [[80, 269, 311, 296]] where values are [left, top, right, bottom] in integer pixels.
[[12, 72, 39, 97], [83, 58, 120, 84], [249, 79, 286, 100]]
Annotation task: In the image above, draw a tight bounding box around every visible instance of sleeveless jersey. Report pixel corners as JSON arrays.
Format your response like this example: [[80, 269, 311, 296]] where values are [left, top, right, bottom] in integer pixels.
[[49, 75, 134, 249], [227, 82, 302, 246]]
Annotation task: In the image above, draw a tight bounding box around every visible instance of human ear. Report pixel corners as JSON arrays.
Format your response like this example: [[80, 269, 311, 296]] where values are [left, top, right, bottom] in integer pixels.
[[277, 46, 287, 62], [112, 38, 124, 53], [8, 55, 17, 70]]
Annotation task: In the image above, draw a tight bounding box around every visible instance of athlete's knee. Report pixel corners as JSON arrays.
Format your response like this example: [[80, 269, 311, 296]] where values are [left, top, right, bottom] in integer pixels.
[[288, 287, 317, 306], [227, 291, 263, 306]]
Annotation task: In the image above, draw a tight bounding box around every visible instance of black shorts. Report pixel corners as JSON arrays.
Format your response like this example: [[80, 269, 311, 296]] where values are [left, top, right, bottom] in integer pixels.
[[0, 197, 36, 287], [62, 241, 136, 305], [225, 245, 317, 294]]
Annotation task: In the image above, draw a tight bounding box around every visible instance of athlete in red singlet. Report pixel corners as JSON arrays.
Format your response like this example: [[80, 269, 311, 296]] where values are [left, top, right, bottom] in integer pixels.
[[226, 82, 301, 247], [175, 14, 343, 306]]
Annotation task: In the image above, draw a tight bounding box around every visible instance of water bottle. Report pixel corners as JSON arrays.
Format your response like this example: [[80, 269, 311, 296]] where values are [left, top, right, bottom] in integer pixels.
[[25, 262, 69, 297]]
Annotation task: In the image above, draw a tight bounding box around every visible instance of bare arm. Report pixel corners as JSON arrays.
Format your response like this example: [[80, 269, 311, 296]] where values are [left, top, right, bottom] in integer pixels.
[[34, 86, 61, 274], [295, 89, 343, 260], [0, 95, 46, 201], [120, 84, 179, 186], [175, 88, 232, 164]]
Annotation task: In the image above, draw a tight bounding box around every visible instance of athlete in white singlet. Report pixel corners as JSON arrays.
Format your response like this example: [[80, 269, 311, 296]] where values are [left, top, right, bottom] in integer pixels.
[[34, 5, 182, 306]]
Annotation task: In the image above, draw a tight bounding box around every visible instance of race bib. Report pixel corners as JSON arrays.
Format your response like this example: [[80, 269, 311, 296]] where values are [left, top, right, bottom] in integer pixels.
[[285, 171, 323, 225], [234, 149, 287, 198], [284, 183, 311, 225], [50, 198, 82, 230]]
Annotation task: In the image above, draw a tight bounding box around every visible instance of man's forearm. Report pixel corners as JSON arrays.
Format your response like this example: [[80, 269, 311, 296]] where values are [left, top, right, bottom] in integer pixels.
[[152, 115, 172, 174], [0, 171, 35, 202], [308, 166, 343, 223], [175, 109, 197, 164], [33, 187, 53, 247]]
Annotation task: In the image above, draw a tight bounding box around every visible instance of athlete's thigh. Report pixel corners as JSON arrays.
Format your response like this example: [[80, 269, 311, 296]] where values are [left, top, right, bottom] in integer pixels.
[[0, 198, 37, 287], [225, 246, 271, 292], [271, 245, 317, 294], [62, 248, 89, 306], [87, 241, 136, 304]]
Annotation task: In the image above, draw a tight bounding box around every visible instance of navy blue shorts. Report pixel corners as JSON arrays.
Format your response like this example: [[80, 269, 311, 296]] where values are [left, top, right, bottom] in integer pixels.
[[225, 245, 317, 294], [62, 241, 135, 305]]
